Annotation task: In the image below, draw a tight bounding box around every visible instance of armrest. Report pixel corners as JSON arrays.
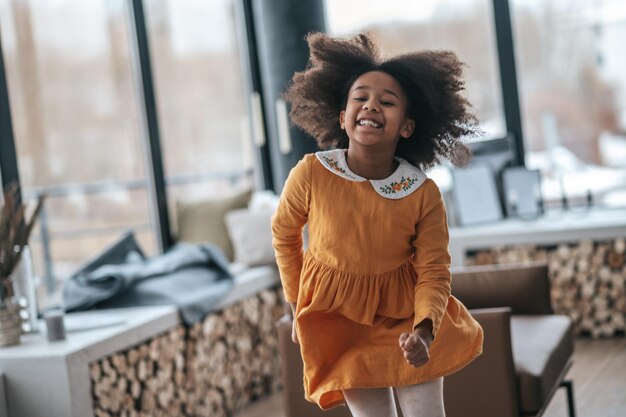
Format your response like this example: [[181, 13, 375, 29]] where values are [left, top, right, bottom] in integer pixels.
[[0, 373, 7, 417], [276, 315, 303, 417], [451, 262, 553, 315], [444, 307, 519, 417]]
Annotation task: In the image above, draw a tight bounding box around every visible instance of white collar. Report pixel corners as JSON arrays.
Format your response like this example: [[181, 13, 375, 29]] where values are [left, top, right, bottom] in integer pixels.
[[315, 149, 427, 200]]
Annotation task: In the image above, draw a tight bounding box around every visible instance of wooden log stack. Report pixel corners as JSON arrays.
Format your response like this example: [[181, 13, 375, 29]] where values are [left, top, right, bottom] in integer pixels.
[[467, 237, 626, 338], [89, 286, 284, 417]]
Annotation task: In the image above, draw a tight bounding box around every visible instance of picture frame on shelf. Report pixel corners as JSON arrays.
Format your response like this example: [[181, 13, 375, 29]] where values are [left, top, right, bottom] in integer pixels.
[[502, 167, 543, 219], [451, 164, 503, 226]]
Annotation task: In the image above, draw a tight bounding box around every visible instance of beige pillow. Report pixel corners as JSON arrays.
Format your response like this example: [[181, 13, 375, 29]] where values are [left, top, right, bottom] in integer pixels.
[[175, 189, 252, 261], [225, 208, 276, 266]]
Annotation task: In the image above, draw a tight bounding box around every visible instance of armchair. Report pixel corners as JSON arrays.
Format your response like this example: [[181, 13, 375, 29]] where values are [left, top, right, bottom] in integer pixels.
[[446, 262, 576, 417]]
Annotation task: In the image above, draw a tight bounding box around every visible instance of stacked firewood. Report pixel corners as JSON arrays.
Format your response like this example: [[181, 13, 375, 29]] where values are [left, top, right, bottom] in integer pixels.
[[467, 238, 626, 338], [91, 327, 186, 417], [89, 287, 284, 417], [183, 288, 284, 416]]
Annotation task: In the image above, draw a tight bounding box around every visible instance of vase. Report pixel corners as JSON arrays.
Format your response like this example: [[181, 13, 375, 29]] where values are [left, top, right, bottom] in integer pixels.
[[12, 246, 39, 333], [0, 294, 22, 347]]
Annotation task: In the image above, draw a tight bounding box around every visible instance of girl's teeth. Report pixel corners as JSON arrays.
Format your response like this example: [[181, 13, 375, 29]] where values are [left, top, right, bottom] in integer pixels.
[[359, 120, 381, 127]]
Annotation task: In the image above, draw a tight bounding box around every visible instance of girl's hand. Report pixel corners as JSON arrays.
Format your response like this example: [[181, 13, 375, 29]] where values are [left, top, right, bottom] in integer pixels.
[[289, 302, 299, 344], [399, 324, 434, 368], [291, 318, 299, 344]]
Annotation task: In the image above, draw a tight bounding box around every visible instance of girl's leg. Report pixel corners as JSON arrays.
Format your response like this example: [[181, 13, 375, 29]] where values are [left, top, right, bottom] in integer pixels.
[[395, 377, 445, 417], [342, 387, 399, 417]]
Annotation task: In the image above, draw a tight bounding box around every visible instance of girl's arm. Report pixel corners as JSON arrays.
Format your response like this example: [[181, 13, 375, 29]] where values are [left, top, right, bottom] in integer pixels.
[[271, 156, 312, 306], [410, 179, 452, 340]]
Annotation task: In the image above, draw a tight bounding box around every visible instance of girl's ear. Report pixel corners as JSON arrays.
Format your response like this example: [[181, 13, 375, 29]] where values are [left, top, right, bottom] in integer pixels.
[[339, 111, 346, 130], [400, 118, 415, 139]]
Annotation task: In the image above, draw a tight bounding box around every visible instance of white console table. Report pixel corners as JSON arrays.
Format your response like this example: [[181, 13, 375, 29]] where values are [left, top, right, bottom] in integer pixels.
[[0, 264, 281, 417], [0, 306, 179, 417], [449, 207, 626, 267]]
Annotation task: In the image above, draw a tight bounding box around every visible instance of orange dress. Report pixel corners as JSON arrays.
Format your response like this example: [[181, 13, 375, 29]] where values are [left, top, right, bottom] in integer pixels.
[[271, 150, 483, 410]]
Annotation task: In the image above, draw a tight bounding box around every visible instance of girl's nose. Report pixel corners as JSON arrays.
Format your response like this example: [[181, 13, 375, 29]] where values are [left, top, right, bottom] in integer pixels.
[[363, 101, 379, 112]]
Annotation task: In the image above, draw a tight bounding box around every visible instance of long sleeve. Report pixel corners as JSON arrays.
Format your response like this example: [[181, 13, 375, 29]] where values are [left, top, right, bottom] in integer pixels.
[[410, 179, 452, 339], [271, 155, 312, 303]]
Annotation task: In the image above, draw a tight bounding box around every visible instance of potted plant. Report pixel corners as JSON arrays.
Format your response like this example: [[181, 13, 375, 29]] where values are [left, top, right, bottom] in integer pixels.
[[0, 184, 44, 346]]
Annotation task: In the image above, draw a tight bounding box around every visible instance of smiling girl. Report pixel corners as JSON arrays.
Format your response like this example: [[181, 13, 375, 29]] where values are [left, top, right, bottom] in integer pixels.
[[272, 32, 484, 417]]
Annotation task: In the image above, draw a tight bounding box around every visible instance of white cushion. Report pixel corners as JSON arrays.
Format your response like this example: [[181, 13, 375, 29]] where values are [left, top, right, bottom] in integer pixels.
[[249, 190, 280, 211], [225, 208, 275, 267]]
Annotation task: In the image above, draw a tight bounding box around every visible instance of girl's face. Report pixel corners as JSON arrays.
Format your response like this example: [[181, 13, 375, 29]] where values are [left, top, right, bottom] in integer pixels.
[[340, 71, 415, 150]]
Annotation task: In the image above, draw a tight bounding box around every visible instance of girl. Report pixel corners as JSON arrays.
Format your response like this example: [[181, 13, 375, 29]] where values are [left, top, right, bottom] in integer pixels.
[[272, 32, 484, 417]]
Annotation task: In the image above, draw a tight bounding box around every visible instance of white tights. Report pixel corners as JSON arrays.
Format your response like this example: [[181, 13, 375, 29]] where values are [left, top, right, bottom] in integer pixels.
[[342, 378, 445, 417]]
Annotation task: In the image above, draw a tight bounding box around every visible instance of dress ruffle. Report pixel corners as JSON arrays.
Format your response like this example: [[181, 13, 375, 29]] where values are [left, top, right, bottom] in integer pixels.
[[298, 252, 416, 326]]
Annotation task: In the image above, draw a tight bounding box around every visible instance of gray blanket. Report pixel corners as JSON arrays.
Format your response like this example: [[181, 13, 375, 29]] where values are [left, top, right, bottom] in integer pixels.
[[63, 243, 234, 324]]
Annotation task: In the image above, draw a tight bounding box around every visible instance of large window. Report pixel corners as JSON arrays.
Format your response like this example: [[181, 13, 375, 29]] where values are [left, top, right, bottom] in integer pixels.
[[512, 0, 626, 205], [144, 0, 254, 222], [0, 0, 257, 309], [0, 0, 156, 308], [324, 0, 507, 141]]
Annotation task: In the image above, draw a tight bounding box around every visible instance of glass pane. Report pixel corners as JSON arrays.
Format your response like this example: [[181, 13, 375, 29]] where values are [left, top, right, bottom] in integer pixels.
[[324, 0, 507, 140], [512, 0, 626, 206], [145, 0, 254, 214], [0, 0, 156, 309]]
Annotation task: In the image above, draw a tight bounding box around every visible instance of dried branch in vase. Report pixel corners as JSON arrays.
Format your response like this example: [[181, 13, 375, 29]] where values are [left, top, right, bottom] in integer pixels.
[[0, 184, 45, 299]]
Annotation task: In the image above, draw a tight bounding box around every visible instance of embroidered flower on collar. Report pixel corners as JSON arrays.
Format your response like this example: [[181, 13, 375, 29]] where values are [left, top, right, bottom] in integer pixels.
[[315, 149, 427, 200], [315, 153, 365, 182], [379, 176, 419, 195], [322, 156, 346, 174]]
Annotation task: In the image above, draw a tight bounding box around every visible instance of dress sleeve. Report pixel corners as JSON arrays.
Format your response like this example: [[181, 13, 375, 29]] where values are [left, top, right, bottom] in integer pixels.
[[271, 155, 312, 303], [410, 179, 452, 339]]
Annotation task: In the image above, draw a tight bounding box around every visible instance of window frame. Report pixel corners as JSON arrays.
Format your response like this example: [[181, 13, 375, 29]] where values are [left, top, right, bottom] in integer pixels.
[[0, 0, 525, 291]]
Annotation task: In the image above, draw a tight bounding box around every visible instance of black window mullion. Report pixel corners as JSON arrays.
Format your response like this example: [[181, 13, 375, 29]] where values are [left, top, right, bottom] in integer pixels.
[[127, 0, 172, 252], [235, 0, 274, 191], [0, 32, 21, 202], [492, 0, 525, 166]]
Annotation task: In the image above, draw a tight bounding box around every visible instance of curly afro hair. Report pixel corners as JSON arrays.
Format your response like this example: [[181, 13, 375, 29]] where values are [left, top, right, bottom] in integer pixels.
[[283, 32, 481, 170]]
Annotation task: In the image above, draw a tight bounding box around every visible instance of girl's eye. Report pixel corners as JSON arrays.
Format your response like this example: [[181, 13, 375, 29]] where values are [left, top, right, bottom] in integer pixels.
[[353, 97, 366, 101], [381, 101, 394, 106]]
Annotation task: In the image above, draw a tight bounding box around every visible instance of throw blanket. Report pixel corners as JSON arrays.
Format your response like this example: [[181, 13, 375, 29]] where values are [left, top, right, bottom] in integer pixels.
[[63, 243, 234, 324]]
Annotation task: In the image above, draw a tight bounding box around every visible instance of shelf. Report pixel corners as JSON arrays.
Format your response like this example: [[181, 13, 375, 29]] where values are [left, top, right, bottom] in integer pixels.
[[449, 207, 626, 266]]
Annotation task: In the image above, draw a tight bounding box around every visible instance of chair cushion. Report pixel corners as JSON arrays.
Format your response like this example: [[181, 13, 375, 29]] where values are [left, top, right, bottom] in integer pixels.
[[451, 263, 553, 315], [225, 208, 275, 266], [175, 189, 252, 261], [511, 315, 575, 414]]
